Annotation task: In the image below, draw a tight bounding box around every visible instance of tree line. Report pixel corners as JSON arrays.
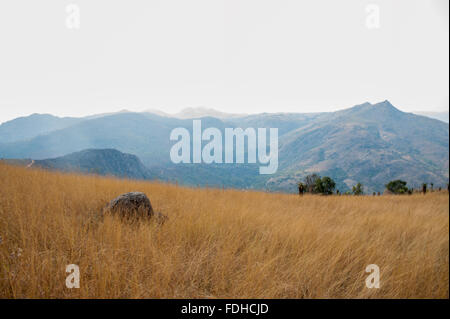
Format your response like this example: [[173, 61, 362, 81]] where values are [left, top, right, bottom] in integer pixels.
[[297, 174, 449, 196]]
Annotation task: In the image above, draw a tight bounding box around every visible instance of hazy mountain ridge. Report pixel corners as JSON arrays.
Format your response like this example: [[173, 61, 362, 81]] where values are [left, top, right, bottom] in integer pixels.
[[0, 114, 83, 144], [413, 111, 449, 123], [0, 101, 448, 193], [34, 149, 154, 180]]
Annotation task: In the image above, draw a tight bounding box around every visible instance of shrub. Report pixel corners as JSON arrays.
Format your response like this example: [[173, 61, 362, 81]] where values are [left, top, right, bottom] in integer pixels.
[[297, 182, 306, 195], [304, 174, 321, 193], [314, 176, 336, 195], [385, 180, 409, 194], [422, 183, 427, 194], [352, 183, 364, 195]]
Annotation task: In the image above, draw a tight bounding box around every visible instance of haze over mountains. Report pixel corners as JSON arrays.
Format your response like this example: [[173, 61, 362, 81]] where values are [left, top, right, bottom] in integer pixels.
[[145, 107, 247, 120], [0, 101, 448, 193]]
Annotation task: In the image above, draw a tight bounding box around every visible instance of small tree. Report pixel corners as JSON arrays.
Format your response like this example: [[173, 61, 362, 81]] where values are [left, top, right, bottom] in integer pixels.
[[385, 180, 408, 194], [314, 178, 324, 194], [297, 182, 306, 196], [422, 183, 427, 194], [352, 183, 364, 195], [314, 176, 336, 195], [304, 174, 321, 193]]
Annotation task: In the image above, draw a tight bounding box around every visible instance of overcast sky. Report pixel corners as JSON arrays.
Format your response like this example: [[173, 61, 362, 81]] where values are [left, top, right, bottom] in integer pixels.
[[0, 0, 448, 123]]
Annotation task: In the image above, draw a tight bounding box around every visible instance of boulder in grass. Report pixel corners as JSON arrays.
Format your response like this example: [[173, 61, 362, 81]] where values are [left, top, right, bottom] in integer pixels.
[[105, 192, 154, 218], [104, 192, 168, 224]]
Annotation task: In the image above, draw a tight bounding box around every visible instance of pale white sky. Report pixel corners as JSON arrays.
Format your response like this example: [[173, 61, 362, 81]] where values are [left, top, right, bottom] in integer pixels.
[[0, 0, 448, 123]]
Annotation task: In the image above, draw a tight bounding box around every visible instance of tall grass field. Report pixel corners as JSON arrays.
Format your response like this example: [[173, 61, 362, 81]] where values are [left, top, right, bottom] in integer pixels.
[[0, 163, 448, 298]]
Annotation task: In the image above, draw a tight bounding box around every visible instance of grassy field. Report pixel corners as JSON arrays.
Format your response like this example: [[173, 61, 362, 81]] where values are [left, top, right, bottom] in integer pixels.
[[0, 162, 448, 298]]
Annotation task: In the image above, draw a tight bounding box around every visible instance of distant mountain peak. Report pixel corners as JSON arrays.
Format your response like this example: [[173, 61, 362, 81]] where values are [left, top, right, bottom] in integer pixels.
[[343, 100, 402, 117], [175, 107, 247, 119], [374, 99, 394, 108], [371, 100, 403, 115], [146, 106, 246, 119], [373, 100, 399, 111]]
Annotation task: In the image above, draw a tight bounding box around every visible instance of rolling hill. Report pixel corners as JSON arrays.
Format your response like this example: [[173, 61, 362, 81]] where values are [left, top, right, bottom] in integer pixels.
[[33, 149, 154, 180]]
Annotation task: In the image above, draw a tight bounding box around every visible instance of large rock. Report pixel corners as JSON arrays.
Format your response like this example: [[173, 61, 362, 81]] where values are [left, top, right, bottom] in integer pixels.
[[105, 192, 154, 218]]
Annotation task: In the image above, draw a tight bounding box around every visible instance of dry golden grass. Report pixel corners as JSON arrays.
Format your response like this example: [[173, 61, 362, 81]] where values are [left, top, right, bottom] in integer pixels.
[[0, 162, 448, 298]]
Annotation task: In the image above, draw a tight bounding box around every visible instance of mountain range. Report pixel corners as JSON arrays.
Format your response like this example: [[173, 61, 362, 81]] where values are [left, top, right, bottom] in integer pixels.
[[0, 101, 448, 193]]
